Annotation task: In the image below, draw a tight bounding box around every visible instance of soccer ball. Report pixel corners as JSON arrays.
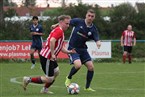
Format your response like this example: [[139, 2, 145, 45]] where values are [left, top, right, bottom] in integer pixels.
[[67, 83, 80, 94]]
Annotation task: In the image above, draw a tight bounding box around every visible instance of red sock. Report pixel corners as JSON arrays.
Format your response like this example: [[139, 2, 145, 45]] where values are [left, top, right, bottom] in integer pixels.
[[31, 77, 43, 84], [128, 55, 132, 63], [44, 80, 55, 88], [123, 55, 126, 63]]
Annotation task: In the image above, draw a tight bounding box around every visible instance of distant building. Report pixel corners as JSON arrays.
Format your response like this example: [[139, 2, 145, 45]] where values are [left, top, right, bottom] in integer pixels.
[[135, 3, 145, 13], [3, 6, 52, 16]]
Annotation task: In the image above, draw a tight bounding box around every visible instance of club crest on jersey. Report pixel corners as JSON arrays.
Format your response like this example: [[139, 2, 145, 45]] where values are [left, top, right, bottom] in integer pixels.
[[80, 26, 83, 29], [88, 32, 92, 36], [36, 28, 39, 31]]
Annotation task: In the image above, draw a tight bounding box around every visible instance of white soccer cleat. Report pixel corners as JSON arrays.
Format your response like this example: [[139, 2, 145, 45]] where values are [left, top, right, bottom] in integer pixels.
[[40, 87, 54, 94], [23, 76, 30, 91], [31, 64, 35, 69]]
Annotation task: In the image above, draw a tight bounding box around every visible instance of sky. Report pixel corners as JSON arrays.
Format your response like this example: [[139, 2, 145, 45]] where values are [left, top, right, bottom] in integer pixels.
[[12, 0, 145, 7], [76, 0, 145, 7]]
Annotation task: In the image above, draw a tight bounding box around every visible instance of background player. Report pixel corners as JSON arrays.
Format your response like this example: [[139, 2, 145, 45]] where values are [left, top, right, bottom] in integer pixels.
[[121, 24, 136, 63], [23, 15, 75, 94], [30, 16, 44, 69]]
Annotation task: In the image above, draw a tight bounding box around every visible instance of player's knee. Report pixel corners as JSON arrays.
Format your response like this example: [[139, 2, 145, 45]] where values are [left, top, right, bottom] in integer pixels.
[[87, 65, 94, 71], [54, 67, 59, 77], [74, 64, 82, 70], [45, 76, 54, 83]]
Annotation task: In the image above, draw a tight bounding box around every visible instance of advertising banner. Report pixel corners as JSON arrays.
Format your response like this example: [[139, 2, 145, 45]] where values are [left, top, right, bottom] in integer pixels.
[[0, 41, 111, 59]]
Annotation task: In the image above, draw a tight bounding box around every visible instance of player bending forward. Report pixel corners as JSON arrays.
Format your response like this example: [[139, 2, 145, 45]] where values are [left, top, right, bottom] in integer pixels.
[[22, 15, 75, 94]]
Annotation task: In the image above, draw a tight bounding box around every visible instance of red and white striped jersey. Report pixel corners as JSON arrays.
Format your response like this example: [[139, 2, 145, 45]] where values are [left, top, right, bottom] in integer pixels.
[[122, 30, 136, 46], [40, 26, 64, 59]]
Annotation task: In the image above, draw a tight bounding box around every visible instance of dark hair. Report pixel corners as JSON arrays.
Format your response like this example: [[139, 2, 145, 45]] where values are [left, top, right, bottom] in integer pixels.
[[58, 15, 71, 22], [32, 16, 38, 20]]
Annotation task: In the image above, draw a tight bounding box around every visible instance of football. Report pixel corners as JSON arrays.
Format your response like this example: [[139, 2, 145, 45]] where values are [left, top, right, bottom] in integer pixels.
[[67, 83, 80, 94]]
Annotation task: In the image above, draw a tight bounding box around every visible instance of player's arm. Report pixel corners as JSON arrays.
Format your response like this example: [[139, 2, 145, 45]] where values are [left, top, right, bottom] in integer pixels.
[[50, 37, 56, 60], [93, 27, 101, 49], [51, 23, 59, 29], [51, 18, 80, 29], [121, 31, 125, 46], [96, 40, 101, 49], [121, 35, 124, 46], [61, 47, 76, 54], [133, 37, 136, 46], [30, 32, 44, 35]]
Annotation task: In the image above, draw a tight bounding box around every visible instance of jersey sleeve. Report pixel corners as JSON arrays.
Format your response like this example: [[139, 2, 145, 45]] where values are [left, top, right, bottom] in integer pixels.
[[30, 25, 33, 32], [52, 29, 63, 40], [70, 18, 81, 26], [39, 25, 43, 33], [122, 31, 125, 37], [92, 26, 99, 42], [133, 31, 136, 38]]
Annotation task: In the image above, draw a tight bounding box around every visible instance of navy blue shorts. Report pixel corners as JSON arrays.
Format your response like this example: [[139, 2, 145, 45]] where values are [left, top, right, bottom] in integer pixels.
[[31, 43, 42, 51], [69, 48, 91, 64]]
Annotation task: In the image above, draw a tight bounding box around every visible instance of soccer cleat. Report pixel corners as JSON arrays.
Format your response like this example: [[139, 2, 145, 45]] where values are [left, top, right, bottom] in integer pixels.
[[23, 76, 30, 91], [40, 87, 54, 94], [31, 64, 35, 69], [84, 87, 96, 92], [65, 77, 71, 87]]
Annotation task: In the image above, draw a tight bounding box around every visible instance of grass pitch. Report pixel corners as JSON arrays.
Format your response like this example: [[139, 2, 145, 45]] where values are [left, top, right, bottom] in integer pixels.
[[0, 61, 145, 97]]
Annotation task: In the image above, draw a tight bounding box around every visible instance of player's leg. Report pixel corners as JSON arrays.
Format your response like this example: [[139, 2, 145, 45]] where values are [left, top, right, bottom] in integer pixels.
[[23, 56, 47, 90], [30, 45, 36, 69], [127, 46, 132, 64], [84, 61, 95, 91], [123, 46, 128, 63], [41, 61, 59, 93], [65, 53, 82, 87], [38, 49, 42, 69], [81, 49, 95, 91]]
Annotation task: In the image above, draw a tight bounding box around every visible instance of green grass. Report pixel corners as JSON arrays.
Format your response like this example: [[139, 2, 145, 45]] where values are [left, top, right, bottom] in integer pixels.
[[0, 61, 145, 97]]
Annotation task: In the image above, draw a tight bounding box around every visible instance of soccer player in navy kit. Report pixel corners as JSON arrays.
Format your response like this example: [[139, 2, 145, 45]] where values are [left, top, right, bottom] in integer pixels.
[[64, 9, 101, 91], [30, 16, 44, 69]]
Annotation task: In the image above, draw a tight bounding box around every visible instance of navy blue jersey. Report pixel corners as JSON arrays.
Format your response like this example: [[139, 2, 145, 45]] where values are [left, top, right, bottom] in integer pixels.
[[68, 18, 99, 49], [30, 24, 43, 47]]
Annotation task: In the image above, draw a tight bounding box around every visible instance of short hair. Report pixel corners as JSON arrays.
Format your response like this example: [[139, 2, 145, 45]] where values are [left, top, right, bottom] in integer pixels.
[[32, 16, 38, 20], [87, 9, 95, 14], [58, 15, 71, 22]]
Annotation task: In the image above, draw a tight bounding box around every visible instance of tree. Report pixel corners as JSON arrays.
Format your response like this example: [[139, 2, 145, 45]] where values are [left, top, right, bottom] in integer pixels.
[[61, 0, 65, 7], [4, 0, 17, 7], [0, 0, 4, 27], [109, 3, 137, 39], [22, 0, 36, 7]]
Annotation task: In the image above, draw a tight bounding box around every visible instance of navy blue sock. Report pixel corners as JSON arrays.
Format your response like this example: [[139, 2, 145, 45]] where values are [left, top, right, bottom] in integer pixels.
[[31, 54, 35, 64], [68, 66, 79, 79], [86, 70, 94, 88]]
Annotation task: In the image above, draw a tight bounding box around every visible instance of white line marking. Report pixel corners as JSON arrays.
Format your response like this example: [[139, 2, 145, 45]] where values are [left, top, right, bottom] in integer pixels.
[[10, 76, 145, 91]]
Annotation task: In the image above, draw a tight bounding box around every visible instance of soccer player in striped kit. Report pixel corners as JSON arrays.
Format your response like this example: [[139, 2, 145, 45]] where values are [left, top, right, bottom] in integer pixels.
[[23, 15, 75, 94], [121, 25, 136, 64]]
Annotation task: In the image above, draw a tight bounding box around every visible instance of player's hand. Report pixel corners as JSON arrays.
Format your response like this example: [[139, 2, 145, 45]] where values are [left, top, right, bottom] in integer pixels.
[[96, 40, 101, 49], [32, 32, 38, 35], [68, 48, 76, 54], [51, 24, 58, 30], [50, 54, 56, 61], [121, 43, 124, 47]]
